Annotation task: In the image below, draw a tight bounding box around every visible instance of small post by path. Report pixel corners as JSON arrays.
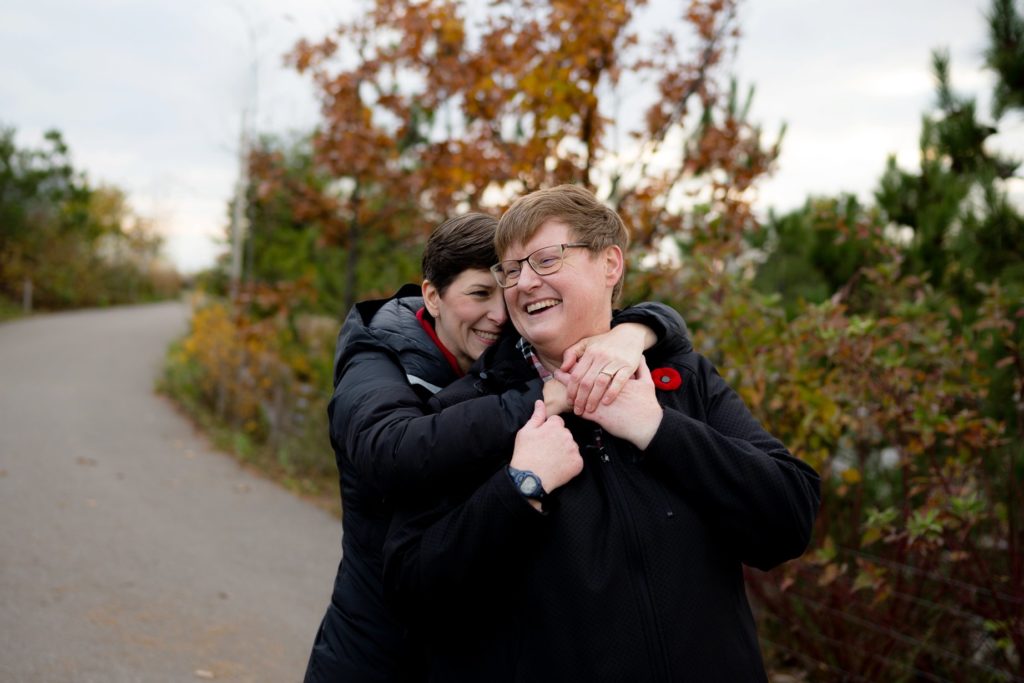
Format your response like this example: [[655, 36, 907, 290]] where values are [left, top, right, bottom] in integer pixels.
[[22, 278, 32, 313]]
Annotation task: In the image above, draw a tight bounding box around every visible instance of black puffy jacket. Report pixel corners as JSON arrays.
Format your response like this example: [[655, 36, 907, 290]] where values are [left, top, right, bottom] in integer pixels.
[[384, 330, 822, 683], [304, 284, 689, 682]]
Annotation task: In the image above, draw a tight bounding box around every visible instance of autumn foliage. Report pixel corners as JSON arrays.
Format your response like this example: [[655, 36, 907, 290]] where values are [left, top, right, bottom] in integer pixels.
[[278, 0, 776, 312], [171, 0, 1023, 679], [162, 282, 338, 486]]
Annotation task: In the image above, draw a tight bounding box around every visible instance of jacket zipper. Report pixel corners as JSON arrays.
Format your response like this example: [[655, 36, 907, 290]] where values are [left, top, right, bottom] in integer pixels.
[[593, 427, 674, 682]]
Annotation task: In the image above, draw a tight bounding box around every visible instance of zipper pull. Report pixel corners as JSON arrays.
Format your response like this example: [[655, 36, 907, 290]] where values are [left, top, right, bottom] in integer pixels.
[[593, 428, 610, 462]]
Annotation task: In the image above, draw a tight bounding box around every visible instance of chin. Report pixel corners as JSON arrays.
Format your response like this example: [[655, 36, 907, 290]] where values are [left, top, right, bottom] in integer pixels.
[[517, 317, 553, 340], [521, 332, 559, 355]]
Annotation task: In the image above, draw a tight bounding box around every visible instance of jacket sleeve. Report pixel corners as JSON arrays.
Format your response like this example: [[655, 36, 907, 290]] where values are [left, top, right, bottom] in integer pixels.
[[383, 468, 545, 616], [644, 355, 821, 570], [613, 301, 691, 355], [329, 346, 542, 497]]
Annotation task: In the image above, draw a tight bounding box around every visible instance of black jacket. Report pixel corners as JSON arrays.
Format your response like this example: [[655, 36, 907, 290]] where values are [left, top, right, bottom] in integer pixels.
[[383, 330, 821, 682], [304, 284, 690, 682]]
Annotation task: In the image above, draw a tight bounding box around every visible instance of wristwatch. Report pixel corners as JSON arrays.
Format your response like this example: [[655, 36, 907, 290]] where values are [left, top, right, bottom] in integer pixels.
[[507, 465, 547, 502]]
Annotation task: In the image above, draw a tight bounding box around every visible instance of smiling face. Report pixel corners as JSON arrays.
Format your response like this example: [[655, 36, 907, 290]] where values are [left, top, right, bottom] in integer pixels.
[[423, 267, 507, 372], [502, 219, 622, 369]]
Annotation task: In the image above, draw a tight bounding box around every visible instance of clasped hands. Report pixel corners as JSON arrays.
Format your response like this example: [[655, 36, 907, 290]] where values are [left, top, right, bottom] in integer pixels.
[[509, 326, 664, 506], [548, 322, 663, 450], [545, 358, 662, 451]]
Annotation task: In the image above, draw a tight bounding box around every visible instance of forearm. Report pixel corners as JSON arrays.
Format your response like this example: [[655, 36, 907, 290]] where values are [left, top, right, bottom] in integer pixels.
[[613, 301, 689, 353], [333, 352, 541, 495], [383, 468, 542, 613]]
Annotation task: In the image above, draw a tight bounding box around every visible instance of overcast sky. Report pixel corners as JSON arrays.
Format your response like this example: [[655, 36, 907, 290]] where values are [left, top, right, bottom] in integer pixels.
[[2, 0, 1017, 273]]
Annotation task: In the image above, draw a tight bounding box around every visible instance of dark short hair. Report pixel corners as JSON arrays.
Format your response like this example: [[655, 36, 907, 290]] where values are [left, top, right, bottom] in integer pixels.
[[496, 184, 629, 301], [422, 212, 499, 295]]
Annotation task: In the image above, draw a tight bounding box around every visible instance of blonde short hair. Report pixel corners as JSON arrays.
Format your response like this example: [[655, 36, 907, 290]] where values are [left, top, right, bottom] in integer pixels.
[[496, 185, 630, 301]]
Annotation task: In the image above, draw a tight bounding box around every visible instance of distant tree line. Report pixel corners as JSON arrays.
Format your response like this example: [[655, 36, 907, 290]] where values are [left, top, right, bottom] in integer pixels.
[[0, 126, 180, 313]]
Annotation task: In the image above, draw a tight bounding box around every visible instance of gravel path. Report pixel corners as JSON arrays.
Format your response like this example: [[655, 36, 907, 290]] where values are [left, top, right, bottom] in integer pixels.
[[0, 302, 340, 682]]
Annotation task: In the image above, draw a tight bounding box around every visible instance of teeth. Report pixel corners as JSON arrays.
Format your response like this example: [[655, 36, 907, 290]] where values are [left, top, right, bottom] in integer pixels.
[[474, 330, 499, 341], [526, 299, 560, 314]]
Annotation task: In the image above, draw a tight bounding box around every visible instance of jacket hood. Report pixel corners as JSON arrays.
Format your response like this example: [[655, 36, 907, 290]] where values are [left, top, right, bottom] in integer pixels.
[[333, 284, 459, 392]]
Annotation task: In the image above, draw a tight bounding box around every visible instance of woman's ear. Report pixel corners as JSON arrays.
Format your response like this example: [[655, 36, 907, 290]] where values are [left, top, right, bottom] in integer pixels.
[[603, 245, 624, 287], [422, 279, 441, 318]]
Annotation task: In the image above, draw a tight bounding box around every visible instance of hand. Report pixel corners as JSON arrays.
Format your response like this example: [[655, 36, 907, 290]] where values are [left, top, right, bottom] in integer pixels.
[[560, 323, 656, 416], [510, 401, 583, 504], [555, 358, 663, 451], [543, 377, 571, 415]]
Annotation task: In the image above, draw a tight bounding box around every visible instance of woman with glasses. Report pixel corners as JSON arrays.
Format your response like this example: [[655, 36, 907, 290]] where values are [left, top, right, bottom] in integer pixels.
[[383, 186, 820, 682], [303, 212, 688, 682]]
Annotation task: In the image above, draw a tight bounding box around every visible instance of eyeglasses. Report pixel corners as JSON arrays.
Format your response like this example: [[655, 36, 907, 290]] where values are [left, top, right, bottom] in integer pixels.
[[490, 243, 589, 288]]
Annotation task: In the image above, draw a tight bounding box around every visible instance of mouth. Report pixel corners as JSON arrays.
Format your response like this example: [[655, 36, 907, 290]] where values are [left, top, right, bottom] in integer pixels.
[[472, 329, 500, 344], [524, 299, 561, 315]]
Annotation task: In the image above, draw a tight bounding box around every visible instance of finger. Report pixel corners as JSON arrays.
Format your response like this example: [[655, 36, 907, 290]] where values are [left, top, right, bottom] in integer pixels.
[[553, 369, 572, 385], [528, 399, 546, 427], [577, 366, 612, 415], [597, 368, 630, 408], [546, 414, 564, 429], [578, 353, 613, 410], [567, 354, 596, 404], [560, 341, 585, 372], [636, 356, 652, 383], [585, 370, 614, 413]]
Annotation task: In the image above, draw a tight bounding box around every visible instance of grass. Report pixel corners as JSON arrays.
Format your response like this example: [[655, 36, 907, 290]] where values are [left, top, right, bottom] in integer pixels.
[[0, 297, 27, 323], [156, 341, 341, 518]]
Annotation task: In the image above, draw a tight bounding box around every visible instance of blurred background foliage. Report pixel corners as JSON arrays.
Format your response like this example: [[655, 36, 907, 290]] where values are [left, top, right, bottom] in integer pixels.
[[163, 0, 1023, 679], [0, 127, 182, 315]]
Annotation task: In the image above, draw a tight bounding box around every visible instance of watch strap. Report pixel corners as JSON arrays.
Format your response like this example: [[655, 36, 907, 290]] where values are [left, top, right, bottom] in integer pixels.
[[507, 465, 547, 501]]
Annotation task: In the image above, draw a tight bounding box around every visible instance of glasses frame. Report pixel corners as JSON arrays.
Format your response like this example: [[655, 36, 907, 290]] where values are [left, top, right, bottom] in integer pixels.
[[490, 242, 590, 288]]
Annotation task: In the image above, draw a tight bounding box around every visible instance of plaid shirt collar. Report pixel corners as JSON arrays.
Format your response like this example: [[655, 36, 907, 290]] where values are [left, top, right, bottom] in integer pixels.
[[516, 337, 553, 383]]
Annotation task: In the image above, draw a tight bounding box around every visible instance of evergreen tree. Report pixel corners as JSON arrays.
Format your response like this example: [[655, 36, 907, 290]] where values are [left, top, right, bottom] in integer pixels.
[[986, 0, 1024, 116], [753, 195, 888, 317], [874, 48, 1022, 301]]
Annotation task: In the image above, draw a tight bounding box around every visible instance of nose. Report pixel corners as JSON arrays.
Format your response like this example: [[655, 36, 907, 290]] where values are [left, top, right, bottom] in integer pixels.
[[515, 261, 543, 292], [488, 295, 508, 326]]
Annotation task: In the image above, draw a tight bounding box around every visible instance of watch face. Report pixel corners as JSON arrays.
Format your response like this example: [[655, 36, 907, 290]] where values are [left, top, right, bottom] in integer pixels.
[[519, 474, 540, 496]]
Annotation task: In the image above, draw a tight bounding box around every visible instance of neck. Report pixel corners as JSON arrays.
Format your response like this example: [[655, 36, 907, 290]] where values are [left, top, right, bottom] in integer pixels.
[[532, 319, 612, 373], [416, 308, 466, 376], [533, 349, 562, 373]]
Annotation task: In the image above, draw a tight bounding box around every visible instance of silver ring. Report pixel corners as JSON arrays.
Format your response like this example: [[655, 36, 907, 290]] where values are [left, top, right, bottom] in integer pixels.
[[599, 369, 616, 376]]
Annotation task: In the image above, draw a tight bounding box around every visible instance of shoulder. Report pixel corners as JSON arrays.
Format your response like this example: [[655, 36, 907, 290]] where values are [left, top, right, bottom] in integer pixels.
[[335, 285, 455, 390], [614, 301, 693, 355], [335, 286, 418, 361], [366, 289, 423, 337]]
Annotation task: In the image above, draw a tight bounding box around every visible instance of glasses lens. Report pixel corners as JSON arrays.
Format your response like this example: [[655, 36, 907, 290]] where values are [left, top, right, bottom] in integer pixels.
[[496, 262, 521, 286], [530, 245, 564, 274]]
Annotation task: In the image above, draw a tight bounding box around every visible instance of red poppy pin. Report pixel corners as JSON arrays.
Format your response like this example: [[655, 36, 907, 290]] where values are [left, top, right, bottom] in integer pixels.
[[651, 367, 682, 391]]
